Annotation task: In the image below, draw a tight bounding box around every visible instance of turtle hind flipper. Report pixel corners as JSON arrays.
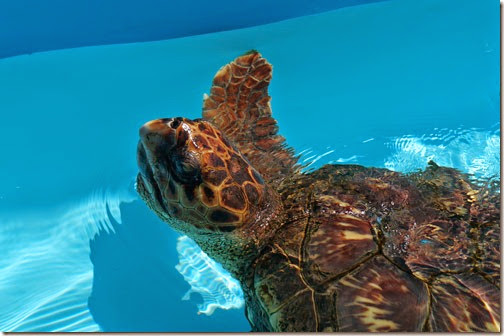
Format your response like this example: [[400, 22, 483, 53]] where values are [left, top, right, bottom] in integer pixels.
[[202, 51, 299, 184]]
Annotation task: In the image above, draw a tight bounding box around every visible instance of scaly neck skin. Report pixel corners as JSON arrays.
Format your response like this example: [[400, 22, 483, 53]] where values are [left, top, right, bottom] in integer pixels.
[[187, 186, 284, 282], [136, 171, 284, 282]]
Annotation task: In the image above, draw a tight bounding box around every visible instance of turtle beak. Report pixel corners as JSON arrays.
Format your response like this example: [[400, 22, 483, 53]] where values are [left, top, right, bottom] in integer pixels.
[[136, 141, 156, 195], [137, 118, 182, 208], [139, 118, 180, 154], [137, 118, 179, 188], [138, 117, 193, 184]]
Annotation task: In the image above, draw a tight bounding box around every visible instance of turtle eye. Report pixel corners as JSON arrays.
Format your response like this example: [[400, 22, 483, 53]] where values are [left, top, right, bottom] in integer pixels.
[[171, 151, 201, 183], [176, 160, 196, 174]]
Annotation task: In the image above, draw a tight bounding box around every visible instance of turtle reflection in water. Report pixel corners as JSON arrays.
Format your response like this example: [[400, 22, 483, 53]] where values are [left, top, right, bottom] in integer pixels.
[[136, 52, 500, 332]]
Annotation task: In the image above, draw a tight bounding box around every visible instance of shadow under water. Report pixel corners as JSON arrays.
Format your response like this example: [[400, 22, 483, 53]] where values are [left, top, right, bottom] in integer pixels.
[[88, 200, 250, 332]]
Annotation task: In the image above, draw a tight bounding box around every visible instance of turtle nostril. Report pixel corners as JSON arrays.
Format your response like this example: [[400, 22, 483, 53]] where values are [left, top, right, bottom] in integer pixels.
[[159, 118, 172, 124], [170, 119, 181, 129]]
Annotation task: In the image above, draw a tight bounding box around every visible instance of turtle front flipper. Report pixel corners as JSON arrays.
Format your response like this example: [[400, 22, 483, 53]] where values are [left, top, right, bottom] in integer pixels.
[[202, 51, 299, 184]]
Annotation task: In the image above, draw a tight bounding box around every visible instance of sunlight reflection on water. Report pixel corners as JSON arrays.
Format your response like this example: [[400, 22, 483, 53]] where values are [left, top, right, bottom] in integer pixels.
[[175, 236, 244, 315], [0, 188, 136, 331], [384, 125, 500, 180]]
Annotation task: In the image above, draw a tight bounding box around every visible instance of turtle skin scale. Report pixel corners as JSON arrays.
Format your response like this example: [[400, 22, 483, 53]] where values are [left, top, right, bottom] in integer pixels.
[[136, 51, 500, 332], [245, 163, 500, 332]]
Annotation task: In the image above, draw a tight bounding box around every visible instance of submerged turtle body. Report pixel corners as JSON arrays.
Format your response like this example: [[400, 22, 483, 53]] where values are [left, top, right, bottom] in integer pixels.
[[248, 163, 500, 332], [136, 52, 500, 332]]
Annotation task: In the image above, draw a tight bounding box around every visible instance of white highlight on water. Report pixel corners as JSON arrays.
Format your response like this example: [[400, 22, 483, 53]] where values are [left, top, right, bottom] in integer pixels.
[[0, 188, 136, 332], [175, 236, 244, 316], [299, 146, 362, 170], [384, 127, 500, 180]]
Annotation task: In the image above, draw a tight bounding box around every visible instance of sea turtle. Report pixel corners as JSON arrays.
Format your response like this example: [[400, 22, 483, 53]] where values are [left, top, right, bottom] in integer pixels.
[[136, 51, 500, 332]]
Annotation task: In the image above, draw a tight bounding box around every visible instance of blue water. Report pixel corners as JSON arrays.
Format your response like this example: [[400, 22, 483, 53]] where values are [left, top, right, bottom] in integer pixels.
[[0, 0, 499, 332], [0, 0, 387, 59]]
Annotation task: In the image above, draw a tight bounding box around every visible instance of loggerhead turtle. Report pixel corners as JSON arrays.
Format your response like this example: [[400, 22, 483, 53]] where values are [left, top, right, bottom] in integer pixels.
[[136, 51, 500, 332]]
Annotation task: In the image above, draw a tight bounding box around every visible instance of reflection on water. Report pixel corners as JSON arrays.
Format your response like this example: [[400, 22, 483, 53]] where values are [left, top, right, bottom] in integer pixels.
[[298, 148, 361, 170], [384, 125, 500, 180], [176, 236, 244, 315], [0, 188, 136, 331], [297, 125, 500, 182], [86, 194, 250, 332]]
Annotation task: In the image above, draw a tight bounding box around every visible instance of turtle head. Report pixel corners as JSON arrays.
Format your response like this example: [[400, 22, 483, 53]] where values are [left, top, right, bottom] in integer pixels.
[[136, 117, 267, 234]]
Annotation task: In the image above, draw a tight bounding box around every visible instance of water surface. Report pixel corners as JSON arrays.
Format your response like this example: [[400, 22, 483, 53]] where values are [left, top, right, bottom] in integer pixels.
[[0, 0, 498, 331]]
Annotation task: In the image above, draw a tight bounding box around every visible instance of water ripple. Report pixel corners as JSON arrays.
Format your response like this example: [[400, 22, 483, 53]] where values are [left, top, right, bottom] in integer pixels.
[[384, 126, 500, 180], [0, 188, 136, 332], [298, 146, 363, 170], [175, 236, 244, 316]]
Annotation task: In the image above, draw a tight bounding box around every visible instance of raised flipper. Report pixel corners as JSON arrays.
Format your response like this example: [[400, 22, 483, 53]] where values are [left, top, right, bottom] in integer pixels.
[[202, 51, 299, 184]]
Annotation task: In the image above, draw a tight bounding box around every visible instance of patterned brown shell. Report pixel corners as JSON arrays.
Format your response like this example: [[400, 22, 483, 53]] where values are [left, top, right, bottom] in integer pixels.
[[247, 163, 500, 332]]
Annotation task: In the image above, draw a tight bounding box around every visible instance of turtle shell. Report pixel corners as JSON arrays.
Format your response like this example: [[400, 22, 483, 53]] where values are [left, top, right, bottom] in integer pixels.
[[247, 163, 500, 332]]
